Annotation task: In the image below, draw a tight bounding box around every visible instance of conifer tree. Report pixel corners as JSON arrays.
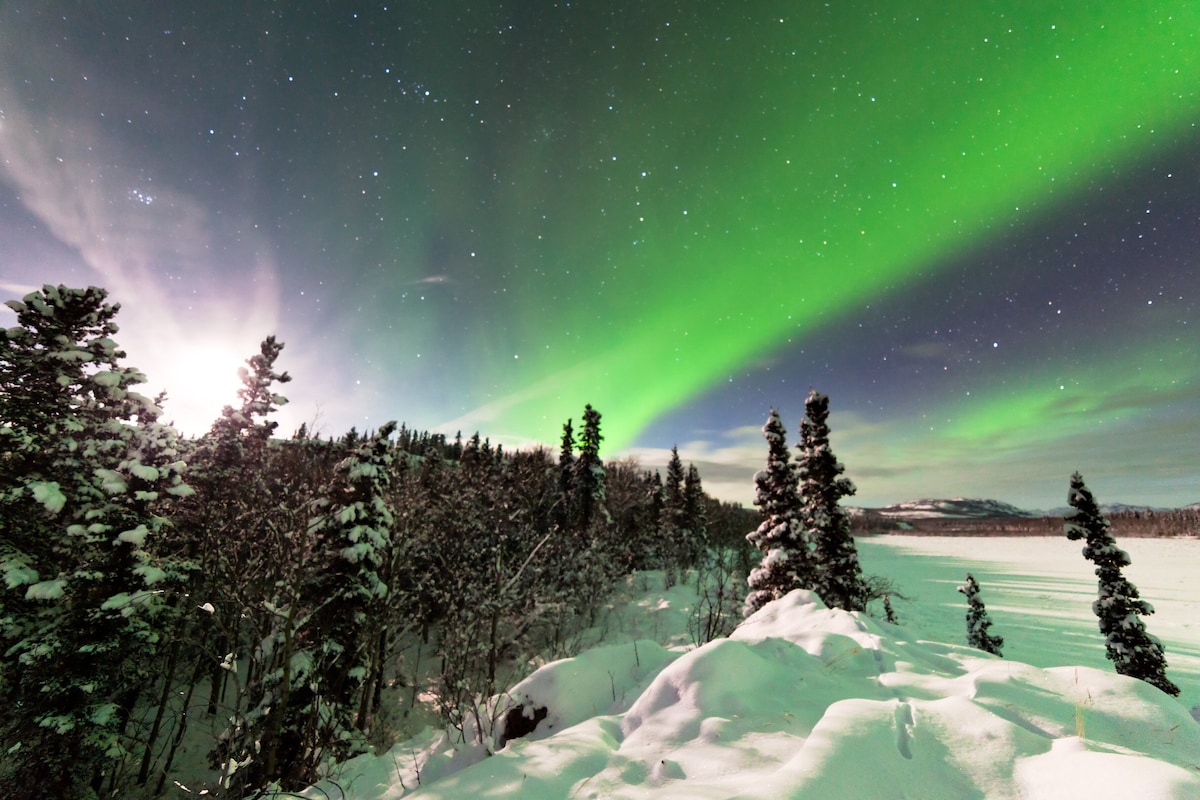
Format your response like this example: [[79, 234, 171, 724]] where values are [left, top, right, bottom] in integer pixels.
[[182, 336, 294, 722], [744, 409, 810, 617], [555, 418, 575, 530], [0, 285, 191, 798], [572, 404, 607, 530], [798, 390, 868, 612], [307, 421, 398, 745], [659, 446, 688, 586], [957, 573, 1004, 655], [215, 422, 398, 792], [1065, 472, 1179, 696], [683, 463, 708, 568], [644, 469, 666, 567]]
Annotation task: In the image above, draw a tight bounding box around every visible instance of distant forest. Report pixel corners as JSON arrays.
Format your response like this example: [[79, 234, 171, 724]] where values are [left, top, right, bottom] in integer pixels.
[[852, 510, 1200, 537]]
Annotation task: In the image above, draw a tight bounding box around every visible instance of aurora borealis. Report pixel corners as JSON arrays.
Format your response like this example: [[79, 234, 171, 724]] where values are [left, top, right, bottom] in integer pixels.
[[2, 3, 1197, 509]]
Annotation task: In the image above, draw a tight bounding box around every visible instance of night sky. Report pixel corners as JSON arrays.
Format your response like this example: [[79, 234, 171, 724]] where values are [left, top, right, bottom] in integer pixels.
[[2, 2, 1197, 510]]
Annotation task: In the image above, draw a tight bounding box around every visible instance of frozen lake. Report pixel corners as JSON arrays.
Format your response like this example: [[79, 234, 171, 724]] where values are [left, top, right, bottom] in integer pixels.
[[858, 534, 1200, 713]]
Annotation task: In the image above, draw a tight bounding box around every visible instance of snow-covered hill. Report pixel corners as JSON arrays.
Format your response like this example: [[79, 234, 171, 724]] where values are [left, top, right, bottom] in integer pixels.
[[868, 497, 1034, 519], [306, 536, 1200, 799]]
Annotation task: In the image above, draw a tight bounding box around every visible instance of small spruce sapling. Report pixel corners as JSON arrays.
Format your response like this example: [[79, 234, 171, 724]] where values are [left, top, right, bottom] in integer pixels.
[[957, 573, 1003, 656], [1065, 472, 1179, 696], [882, 593, 897, 625]]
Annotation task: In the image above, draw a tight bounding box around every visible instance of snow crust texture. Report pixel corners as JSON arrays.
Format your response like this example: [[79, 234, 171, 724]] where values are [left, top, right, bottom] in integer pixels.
[[316, 587, 1200, 799]]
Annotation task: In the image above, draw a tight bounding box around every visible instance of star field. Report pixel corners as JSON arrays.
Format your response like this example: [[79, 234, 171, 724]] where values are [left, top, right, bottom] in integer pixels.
[[1, 2, 1197, 509]]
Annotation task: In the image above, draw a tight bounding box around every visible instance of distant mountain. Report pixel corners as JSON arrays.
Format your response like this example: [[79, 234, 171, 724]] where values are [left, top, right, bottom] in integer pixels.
[[865, 498, 1034, 519], [852, 498, 1199, 520]]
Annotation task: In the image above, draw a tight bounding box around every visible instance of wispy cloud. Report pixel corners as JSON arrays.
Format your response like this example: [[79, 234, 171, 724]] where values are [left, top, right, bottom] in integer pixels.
[[0, 51, 281, 433]]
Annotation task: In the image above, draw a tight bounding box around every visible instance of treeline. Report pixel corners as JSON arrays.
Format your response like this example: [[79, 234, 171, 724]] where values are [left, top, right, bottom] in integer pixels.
[[0, 285, 749, 799], [851, 511, 1200, 537]]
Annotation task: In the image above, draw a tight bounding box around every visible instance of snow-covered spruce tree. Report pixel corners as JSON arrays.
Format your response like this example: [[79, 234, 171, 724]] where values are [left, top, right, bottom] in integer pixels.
[[645, 469, 666, 567], [554, 417, 575, 531], [177, 336, 294, 729], [0, 285, 191, 798], [216, 421, 398, 793], [744, 409, 811, 617], [305, 421, 399, 757], [1065, 472, 1179, 696], [957, 574, 1004, 655], [798, 390, 868, 612], [683, 463, 709, 568], [568, 404, 617, 623], [659, 446, 688, 587]]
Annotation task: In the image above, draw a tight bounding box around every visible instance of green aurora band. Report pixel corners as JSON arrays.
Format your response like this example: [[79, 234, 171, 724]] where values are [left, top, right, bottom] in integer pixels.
[[369, 3, 1200, 449]]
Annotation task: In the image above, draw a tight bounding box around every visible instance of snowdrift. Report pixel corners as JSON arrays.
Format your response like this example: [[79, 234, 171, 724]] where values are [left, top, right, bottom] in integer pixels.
[[312, 589, 1200, 799]]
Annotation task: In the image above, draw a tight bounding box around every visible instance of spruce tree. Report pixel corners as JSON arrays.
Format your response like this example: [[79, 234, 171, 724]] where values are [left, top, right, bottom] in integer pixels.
[[660, 446, 688, 585], [682, 462, 709, 568], [1065, 472, 1179, 696], [215, 422, 398, 792], [0, 285, 191, 798], [644, 469, 666, 568], [307, 421, 398, 749], [744, 409, 810, 617], [555, 418, 575, 530], [184, 336, 294, 723], [798, 390, 868, 612], [572, 404, 607, 530], [957, 573, 1003, 655]]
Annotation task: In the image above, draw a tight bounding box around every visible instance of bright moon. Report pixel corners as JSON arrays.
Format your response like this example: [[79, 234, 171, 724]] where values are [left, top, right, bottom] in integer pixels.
[[156, 344, 246, 436]]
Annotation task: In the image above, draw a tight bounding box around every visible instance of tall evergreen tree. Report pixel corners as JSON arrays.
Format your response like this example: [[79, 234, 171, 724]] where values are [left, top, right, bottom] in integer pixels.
[[798, 390, 867, 612], [645, 469, 666, 567], [682, 463, 709, 568], [659, 447, 688, 586], [215, 422, 399, 793], [1065, 472, 1179, 696], [957, 574, 1004, 655], [305, 420, 398, 750], [0, 286, 191, 798], [572, 404, 607, 530], [744, 409, 810, 617], [555, 418, 575, 530], [181, 336, 294, 723]]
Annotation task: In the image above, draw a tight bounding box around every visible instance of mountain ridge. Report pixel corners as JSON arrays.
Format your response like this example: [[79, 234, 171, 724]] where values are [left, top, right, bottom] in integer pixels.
[[853, 497, 1195, 519]]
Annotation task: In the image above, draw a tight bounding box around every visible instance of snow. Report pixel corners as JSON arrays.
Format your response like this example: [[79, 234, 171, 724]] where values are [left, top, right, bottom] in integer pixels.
[[126, 460, 160, 482], [26, 579, 66, 601], [92, 370, 123, 388], [302, 536, 1200, 800], [3, 558, 38, 589], [30, 480, 66, 513], [94, 468, 128, 494], [116, 524, 150, 547], [134, 564, 168, 585]]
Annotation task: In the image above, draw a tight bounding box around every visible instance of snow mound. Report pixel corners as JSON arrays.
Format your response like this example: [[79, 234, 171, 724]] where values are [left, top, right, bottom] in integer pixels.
[[317, 591, 1199, 799]]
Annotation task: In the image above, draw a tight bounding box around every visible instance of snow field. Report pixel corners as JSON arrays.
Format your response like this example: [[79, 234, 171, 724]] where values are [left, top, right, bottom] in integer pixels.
[[308, 536, 1200, 799], [857, 535, 1200, 709]]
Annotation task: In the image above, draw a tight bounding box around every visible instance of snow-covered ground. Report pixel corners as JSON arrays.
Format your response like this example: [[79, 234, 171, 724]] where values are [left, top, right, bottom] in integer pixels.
[[306, 536, 1200, 799], [858, 535, 1200, 708]]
